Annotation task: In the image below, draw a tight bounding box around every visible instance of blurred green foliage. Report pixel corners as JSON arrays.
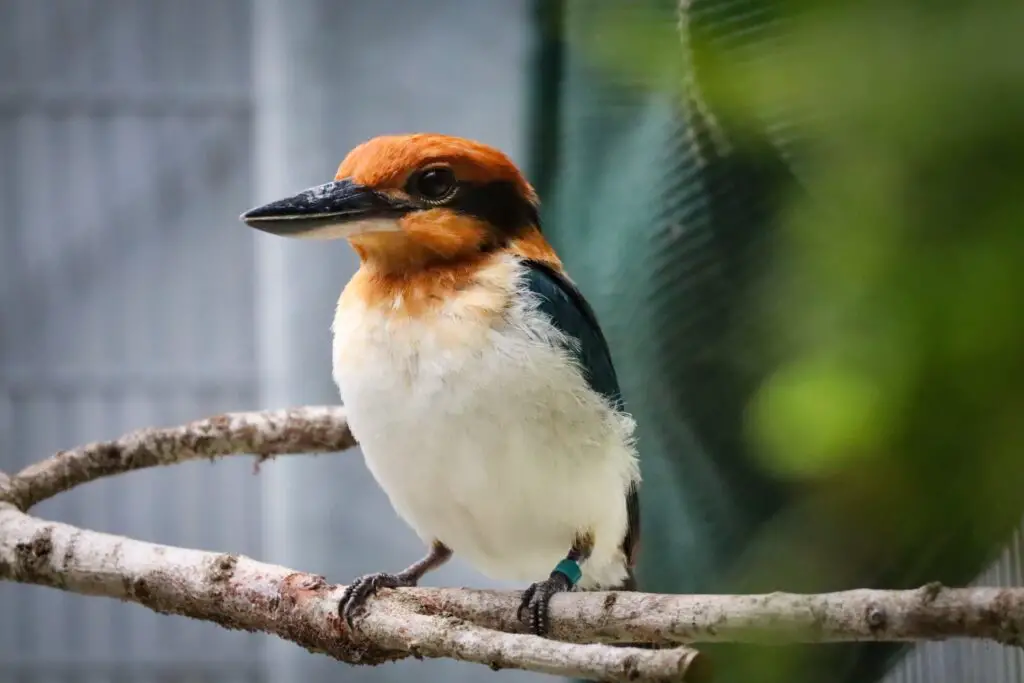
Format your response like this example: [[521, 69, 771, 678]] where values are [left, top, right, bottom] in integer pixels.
[[537, 0, 1024, 681]]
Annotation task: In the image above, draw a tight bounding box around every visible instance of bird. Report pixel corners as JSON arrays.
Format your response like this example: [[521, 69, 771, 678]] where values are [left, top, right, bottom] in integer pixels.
[[240, 133, 641, 636]]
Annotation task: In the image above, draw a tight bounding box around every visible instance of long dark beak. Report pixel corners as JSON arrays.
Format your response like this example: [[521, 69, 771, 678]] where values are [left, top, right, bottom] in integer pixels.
[[240, 179, 403, 239]]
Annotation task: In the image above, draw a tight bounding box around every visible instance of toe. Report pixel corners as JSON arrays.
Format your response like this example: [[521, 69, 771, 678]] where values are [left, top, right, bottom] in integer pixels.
[[521, 574, 572, 637], [338, 581, 362, 628], [517, 583, 538, 624], [339, 574, 389, 628], [341, 585, 366, 625], [531, 589, 550, 637], [522, 582, 551, 637]]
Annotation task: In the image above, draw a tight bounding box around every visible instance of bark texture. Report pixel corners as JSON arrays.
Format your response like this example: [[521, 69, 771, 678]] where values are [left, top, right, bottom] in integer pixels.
[[1, 406, 1022, 681]]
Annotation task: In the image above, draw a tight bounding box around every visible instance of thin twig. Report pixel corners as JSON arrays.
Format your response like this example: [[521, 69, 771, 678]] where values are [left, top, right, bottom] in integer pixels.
[[6, 406, 355, 511]]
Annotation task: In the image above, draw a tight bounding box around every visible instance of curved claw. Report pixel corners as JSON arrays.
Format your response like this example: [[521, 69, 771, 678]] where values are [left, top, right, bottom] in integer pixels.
[[518, 572, 572, 637], [338, 572, 414, 629]]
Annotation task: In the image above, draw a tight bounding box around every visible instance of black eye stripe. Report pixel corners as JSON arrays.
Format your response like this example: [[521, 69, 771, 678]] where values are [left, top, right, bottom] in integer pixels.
[[448, 180, 539, 236], [397, 171, 539, 241]]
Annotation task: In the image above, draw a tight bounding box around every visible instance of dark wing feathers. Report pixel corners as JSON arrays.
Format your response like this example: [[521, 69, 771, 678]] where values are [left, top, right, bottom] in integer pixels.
[[521, 259, 623, 408], [521, 259, 641, 581]]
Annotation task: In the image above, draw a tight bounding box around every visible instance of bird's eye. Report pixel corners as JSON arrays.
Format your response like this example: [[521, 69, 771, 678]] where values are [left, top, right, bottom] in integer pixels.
[[410, 167, 458, 204]]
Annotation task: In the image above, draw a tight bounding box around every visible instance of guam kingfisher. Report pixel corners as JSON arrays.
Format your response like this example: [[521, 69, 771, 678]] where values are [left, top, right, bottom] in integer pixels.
[[241, 133, 641, 636]]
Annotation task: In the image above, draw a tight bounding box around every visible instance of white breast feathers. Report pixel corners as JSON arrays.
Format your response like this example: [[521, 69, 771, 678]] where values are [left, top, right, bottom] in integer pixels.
[[331, 255, 640, 589]]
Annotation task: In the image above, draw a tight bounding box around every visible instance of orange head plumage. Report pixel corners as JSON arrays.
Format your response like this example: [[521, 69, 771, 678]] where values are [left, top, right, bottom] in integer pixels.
[[241, 133, 558, 273]]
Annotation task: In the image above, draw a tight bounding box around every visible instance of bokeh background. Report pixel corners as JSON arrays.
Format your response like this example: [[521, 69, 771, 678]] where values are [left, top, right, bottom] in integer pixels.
[[2, 1, 1023, 683]]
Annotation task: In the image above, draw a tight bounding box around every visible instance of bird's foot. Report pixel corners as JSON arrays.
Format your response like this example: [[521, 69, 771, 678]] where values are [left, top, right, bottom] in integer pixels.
[[338, 571, 416, 629], [517, 571, 573, 637]]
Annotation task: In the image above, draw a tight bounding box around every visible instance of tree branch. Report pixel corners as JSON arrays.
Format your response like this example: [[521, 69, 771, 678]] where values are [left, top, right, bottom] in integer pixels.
[[0, 406, 707, 682], [0, 503, 702, 682], [1, 407, 1022, 682], [4, 406, 357, 511]]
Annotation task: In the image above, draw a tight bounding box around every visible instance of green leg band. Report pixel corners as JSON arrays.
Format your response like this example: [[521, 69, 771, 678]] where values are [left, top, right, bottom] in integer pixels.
[[552, 558, 582, 585]]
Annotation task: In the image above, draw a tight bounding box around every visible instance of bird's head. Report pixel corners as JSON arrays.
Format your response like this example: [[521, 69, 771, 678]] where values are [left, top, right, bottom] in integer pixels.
[[241, 133, 549, 272]]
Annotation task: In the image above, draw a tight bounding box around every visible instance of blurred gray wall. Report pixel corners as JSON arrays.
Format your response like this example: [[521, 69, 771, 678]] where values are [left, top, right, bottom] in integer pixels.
[[0, 1, 540, 682], [0, 1, 262, 681]]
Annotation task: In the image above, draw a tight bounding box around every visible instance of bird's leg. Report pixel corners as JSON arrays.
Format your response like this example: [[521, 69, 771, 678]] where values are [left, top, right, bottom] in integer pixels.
[[519, 532, 593, 637], [338, 540, 452, 628]]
